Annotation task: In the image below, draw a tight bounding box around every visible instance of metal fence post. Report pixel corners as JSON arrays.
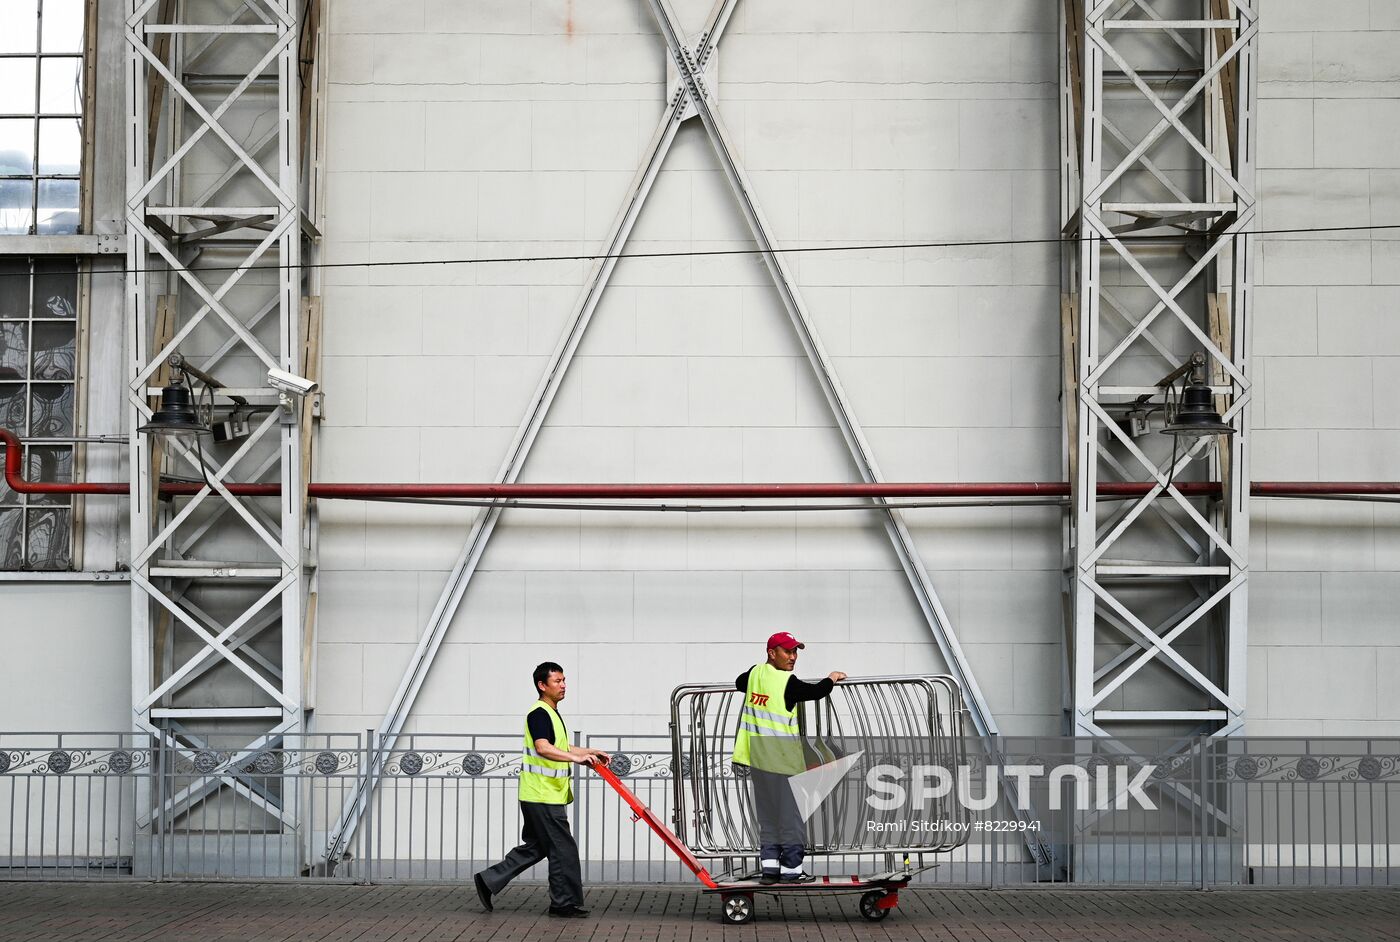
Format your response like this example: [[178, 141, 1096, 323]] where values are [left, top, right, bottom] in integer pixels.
[[990, 816, 998, 889], [1198, 736, 1208, 891], [989, 735, 999, 890], [154, 734, 166, 882], [575, 729, 585, 882], [361, 729, 374, 885]]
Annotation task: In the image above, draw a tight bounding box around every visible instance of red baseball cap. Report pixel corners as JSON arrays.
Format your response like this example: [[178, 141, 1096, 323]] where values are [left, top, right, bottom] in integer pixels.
[[766, 631, 805, 651]]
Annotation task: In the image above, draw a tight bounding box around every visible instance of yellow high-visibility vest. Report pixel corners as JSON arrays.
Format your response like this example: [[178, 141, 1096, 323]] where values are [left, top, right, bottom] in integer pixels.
[[731, 662, 803, 774], [520, 699, 573, 804]]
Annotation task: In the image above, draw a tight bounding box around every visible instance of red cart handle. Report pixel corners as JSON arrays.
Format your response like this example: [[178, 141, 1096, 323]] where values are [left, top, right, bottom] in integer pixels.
[[587, 758, 719, 889]]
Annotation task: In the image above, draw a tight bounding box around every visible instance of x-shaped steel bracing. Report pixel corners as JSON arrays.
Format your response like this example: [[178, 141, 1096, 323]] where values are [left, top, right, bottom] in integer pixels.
[[125, 0, 307, 847], [1068, 0, 1256, 739], [324, 0, 1020, 862]]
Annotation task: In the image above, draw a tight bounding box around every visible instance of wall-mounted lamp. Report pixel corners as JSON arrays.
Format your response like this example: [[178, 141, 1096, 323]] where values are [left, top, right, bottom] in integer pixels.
[[138, 354, 213, 439], [1159, 352, 1233, 440], [1110, 351, 1234, 443]]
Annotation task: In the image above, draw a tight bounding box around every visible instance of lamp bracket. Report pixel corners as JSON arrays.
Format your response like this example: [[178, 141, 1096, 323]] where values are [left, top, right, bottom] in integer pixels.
[[1154, 351, 1208, 389], [167, 353, 225, 390]]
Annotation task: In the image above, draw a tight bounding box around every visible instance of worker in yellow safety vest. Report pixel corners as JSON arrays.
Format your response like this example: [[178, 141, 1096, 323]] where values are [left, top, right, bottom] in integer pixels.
[[474, 661, 610, 918], [732, 632, 846, 884]]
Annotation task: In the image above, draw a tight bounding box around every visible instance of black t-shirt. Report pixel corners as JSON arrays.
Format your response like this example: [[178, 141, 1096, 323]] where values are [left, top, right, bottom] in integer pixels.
[[527, 705, 565, 747], [734, 668, 834, 712]]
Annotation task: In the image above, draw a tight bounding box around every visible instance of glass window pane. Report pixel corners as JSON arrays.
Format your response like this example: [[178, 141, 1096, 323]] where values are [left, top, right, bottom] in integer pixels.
[[26, 507, 70, 569], [0, 509, 22, 568], [39, 57, 81, 115], [27, 443, 71, 479], [36, 178, 77, 234], [0, 383, 26, 433], [0, 118, 36, 174], [37, 117, 79, 174], [0, 256, 84, 571], [27, 444, 72, 506], [39, 0, 84, 54], [0, 261, 27, 316], [1, 322, 29, 379], [0, 0, 39, 54], [29, 382, 72, 437], [32, 259, 76, 317], [0, 180, 35, 235], [0, 59, 37, 113], [31, 321, 74, 379]]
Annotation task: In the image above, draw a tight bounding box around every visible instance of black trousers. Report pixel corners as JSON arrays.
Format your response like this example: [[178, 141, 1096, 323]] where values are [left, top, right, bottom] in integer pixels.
[[750, 766, 806, 870], [478, 801, 583, 909]]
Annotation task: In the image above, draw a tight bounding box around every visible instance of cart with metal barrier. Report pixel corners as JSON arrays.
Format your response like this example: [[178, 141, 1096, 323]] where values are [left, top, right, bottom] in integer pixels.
[[590, 674, 971, 924]]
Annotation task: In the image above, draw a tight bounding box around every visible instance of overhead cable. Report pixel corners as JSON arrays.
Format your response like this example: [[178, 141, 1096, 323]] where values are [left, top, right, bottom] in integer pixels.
[[4, 222, 1397, 280]]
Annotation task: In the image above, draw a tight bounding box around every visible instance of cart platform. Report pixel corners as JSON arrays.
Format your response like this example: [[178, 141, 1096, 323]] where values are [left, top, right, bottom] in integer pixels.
[[590, 757, 915, 924]]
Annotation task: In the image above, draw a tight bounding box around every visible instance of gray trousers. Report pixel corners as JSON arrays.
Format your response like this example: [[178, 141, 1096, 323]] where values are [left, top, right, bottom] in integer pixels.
[[750, 767, 806, 870], [478, 801, 583, 909]]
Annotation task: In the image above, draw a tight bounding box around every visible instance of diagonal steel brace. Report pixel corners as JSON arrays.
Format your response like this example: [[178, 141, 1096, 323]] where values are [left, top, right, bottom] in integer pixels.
[[324, 0, 1010, 863]]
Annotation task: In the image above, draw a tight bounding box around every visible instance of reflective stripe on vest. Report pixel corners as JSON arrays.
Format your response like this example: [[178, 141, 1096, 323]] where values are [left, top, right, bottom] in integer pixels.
[[520, 700, 573, 804], [521, 750, 571, 777], [743, 701, 800, 729], [731, 662, 803, 773], [738, 718, 798, 738]]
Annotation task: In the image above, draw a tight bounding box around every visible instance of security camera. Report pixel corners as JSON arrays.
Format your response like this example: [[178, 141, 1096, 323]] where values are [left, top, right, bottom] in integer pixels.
[[267, 368, 318, 396]]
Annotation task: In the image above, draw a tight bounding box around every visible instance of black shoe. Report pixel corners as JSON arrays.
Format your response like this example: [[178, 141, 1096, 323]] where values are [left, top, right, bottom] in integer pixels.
[[548, 906, 590, 918], [759, 872, 779, 885], [780, 872, 816, 884], [473, 872, 493, 912]]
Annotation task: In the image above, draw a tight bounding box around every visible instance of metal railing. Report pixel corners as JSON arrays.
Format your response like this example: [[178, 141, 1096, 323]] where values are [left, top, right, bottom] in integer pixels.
[[0, 730, 1396, 888], [0, 733, 150, 880], [946, 736, 1400, 889], [361, 733, 527, 883], [153, 733, 365, 881]]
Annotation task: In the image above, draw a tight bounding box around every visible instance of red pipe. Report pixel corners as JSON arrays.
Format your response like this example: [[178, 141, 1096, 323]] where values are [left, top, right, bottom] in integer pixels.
[[3, 429, 1397, 500]]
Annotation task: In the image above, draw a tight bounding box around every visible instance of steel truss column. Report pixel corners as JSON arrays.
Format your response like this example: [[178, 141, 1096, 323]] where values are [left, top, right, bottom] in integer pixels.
[[124, 0, 308, 822], [1062, 0, 1257, 738], [324, 0, 1017, 863]]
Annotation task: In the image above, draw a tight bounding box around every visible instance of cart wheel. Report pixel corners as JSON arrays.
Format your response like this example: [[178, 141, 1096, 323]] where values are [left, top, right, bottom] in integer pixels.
[[721, 893, 754, 925], [859, 890, 891, 921]]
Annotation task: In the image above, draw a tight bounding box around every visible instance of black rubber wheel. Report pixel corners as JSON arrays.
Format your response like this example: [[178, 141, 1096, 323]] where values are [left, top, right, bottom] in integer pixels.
[[859, 890, 891, 921], [721, 893, 754, 925]]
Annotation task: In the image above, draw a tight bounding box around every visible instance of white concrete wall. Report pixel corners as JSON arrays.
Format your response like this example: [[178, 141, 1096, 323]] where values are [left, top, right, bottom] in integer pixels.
[[0, 1, 131, 733], [1247, 0, 1400, 735], [315, 0, 1062, 739], [0, 584, 131, 730], [304, 0, 1400, 741]]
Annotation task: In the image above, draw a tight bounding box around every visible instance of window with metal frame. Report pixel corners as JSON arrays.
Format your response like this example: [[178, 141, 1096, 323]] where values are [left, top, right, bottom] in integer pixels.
[[0, 0, 86, 570], [0, 0, 85, 236], [0, 257, 79, 569]]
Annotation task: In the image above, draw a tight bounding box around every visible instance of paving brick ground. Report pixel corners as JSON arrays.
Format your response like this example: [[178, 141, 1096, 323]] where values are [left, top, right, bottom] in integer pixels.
[[1, 882, 1398, 942]]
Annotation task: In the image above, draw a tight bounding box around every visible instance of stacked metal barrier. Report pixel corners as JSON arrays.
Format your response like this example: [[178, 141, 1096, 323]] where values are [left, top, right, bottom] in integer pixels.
[[669, 675, 972, 869]]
